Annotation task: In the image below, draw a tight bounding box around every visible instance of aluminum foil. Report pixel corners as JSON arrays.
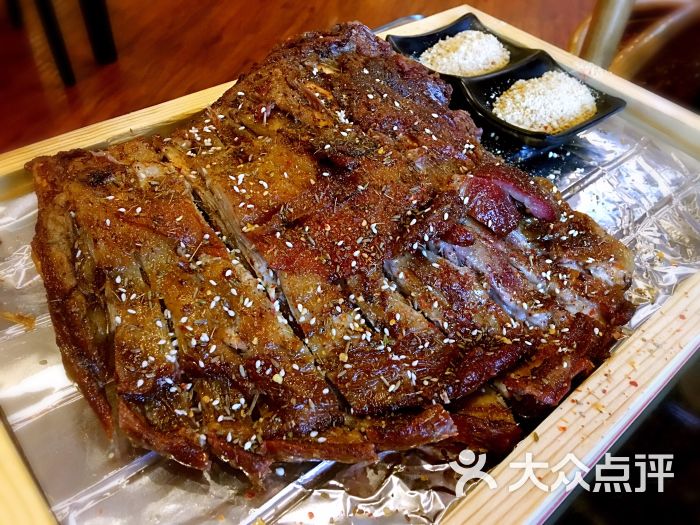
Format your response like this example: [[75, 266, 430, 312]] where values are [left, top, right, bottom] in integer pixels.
[[0, 113, 698, 524]]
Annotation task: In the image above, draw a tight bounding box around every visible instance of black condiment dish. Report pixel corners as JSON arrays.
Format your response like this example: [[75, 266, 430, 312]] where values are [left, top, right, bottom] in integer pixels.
[[460, 51, 627, 147], [386, 13, 537, 78]]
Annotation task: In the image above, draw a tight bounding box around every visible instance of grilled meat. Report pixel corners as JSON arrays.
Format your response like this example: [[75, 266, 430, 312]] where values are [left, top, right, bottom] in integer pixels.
[[29, 22, 634, 480]]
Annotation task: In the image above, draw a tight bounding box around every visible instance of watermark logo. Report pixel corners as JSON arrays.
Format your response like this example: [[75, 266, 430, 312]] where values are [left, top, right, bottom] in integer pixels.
[[449, 449, 497, 496], [593, 453, 674, 493], [450, 450, 673, 494]]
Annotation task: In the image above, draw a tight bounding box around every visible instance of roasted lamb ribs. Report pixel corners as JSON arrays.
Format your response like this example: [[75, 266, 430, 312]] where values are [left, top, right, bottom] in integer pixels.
[[29, 23, 634, 481]]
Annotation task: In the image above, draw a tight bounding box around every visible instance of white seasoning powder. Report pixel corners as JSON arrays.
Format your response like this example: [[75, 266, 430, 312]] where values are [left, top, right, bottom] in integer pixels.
[[492, 70, 597, 133], [419, 30, 510, 77]]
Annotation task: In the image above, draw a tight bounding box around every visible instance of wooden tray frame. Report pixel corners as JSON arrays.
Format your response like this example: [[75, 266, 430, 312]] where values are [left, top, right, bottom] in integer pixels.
[[0, 5, 698, 524]]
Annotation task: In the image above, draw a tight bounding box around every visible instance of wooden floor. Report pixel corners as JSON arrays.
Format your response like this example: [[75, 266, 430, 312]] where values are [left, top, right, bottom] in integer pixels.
[[0, 0, 594, 153]]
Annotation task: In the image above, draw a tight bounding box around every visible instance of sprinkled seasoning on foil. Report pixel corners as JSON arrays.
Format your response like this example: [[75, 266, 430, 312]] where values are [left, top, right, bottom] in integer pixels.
[[0, 115, 698, 523]]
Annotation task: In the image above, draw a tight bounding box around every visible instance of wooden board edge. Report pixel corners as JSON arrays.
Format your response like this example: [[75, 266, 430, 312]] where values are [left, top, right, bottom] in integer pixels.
[[0, 81, 235, 200], [0, 418, 56, 525], [440, 271, 700, 525]]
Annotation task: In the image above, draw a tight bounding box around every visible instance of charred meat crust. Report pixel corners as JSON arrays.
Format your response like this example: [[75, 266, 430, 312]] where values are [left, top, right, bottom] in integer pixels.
[[29, 22, 634, 481], [31, 156, 114, 433]]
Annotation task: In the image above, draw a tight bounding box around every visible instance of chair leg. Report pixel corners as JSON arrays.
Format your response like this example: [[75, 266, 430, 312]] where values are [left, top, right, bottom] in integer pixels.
[[7, 0, 23, 28], [78, 0, 117, 65], [34, 0, 75, 85]]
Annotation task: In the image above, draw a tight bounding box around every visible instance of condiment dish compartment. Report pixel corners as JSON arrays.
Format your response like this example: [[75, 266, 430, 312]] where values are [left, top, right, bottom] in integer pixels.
[[460, 51, 627, 147], [386, 13, 537, 78]]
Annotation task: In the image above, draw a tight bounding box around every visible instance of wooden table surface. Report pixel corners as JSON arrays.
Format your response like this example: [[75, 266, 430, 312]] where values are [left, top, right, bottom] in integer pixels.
[[0, 0, 594, 154]]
